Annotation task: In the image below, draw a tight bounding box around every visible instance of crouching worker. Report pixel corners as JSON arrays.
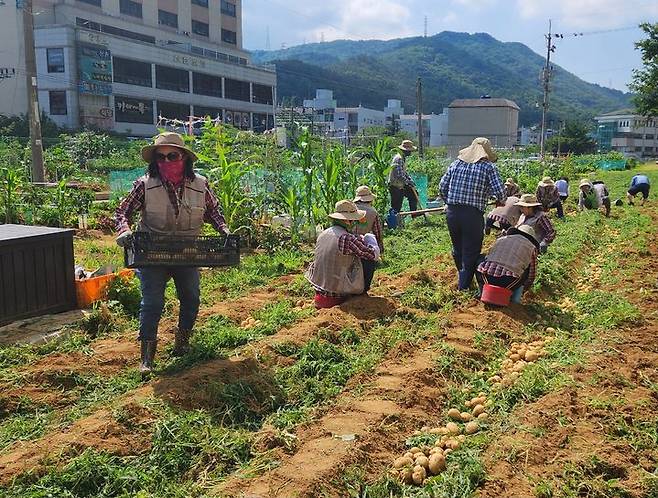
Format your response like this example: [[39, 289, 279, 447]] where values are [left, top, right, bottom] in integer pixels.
[[515, 194, 556, 254], [486, 196, 520, 234], [578, 179, 611, 217], [114, 132, 229, 377], [476, 225, 539, 306], [627, 174, 650, 206], [353, 185, 384, 293], [306, 201, 380, 309]]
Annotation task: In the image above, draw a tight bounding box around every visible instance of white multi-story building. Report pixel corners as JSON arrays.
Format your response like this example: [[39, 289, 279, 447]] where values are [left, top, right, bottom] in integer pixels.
[[0, 0, 276, 135], [334, 106, 385, 136], [400, 111, 449, 148], [384, 99, 403, 132], [595, 109, 658, 158]]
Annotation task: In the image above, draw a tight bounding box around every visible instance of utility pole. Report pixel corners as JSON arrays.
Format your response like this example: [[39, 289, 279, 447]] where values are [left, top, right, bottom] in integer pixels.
[[22, 0, 45, 182], [539, 20, 555, 161], [416, 77, 424, 157]]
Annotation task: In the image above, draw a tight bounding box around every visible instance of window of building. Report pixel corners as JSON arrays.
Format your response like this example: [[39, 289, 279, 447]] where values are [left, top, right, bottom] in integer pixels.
[[225, 110, 250, 129], [158, 9, 178, 28], [46, 48, 65, 73], [156, 65, 189, 92], [220, 0, 236, 16], [221, 28, 237, 45], [224, 78, 249, 101], [157, 101, 190, 121], [76, 17, 155, 44], [49, 91, 67, 115], [645, 134, 654, 140], [192, 72, 221, 97], [120, 0, 142, 17], [192, 0, 208, 6], [645, 147, 654, 152], [253, 112, 267, 133], [115, 96, 153, 124], [194, 106, 222, 119], [252, 83, 273, 105], [77, 0, 101, 7], [192, 20, 209, 37], [113, 57, 152, 87]]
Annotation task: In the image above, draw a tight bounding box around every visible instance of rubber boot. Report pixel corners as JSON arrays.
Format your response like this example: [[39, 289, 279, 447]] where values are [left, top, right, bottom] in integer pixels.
[[172, 328, 192, 357], [140, 340, 157, 379], [511, 287, 523, 304]]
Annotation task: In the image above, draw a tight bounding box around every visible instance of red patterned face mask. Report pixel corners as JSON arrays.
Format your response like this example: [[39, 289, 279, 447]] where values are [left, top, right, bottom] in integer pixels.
[[158, 160, 185, 185]]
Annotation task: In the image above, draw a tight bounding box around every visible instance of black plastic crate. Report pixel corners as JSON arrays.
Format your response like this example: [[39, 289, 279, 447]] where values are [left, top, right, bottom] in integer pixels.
[[124, 232, 240, 268]]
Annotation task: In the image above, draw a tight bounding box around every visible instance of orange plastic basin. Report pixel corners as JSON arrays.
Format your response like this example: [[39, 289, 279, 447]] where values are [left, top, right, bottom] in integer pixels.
[[75, 268, 134, 308]]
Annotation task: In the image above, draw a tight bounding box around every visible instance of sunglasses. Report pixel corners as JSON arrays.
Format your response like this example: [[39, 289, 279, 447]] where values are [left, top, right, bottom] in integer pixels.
[[155, 151, 184, 162]]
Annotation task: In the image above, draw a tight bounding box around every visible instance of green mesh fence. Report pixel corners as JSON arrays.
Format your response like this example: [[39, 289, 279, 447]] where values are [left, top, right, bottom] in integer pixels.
[[109, 168, 146, 199], [597, 160, 627, 171]]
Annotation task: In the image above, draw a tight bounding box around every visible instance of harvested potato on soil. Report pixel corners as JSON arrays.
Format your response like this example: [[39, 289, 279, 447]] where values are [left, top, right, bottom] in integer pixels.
[[447, 408, 462, 420], [472, 404, 485, 417], [478, 412, 489, 421], [460, 412, 473, 422], [400, 467, 413, 484], [412, 465, 427, 485], [446, 422, 461, 435], [428, 453, 446, 475], [465, 421, 479, 434], [394, 456, 413, 469], [415, 455, 429, 469]]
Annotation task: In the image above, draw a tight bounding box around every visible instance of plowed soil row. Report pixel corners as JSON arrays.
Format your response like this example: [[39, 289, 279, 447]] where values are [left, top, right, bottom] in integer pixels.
[[215, 302, 536, 497], [479, 208, 658, 497]]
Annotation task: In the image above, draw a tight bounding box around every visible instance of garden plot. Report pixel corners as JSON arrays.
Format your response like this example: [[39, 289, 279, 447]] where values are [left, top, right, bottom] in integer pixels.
[[0, 167, 657, 497]]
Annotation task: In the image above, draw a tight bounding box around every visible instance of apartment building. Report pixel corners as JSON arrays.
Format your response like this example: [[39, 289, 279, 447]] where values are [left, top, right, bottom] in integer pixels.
[[400, 111, 449, 148], [595, 109, 658, 158], [0, 0, 276, 135]]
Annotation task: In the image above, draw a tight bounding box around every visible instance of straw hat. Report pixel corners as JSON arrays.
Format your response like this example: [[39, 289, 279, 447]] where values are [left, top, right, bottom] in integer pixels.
[[141, 132, 198, 163], [458, 137, 498, 164], [353, 185, 375, 203], [505, 178, 515, 185], [328, 200, 366, 221], [538, 176, 555, 187], [515, 194, 542, 207], [516, 224, 538, 241], [579, 179, 593, 189], [398, 140, 417, 152]]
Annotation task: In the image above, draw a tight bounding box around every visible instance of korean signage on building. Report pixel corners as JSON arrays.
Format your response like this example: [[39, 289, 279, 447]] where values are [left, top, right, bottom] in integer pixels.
[[78, 43, 112, 96]]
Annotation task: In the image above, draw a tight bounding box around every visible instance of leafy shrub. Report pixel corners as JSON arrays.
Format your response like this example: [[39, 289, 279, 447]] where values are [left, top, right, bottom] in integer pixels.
[[107, 274, 142, 318]]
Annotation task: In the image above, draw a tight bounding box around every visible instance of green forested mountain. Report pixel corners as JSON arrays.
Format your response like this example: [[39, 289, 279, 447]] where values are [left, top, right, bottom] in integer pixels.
[[252, 32, 631, 126]]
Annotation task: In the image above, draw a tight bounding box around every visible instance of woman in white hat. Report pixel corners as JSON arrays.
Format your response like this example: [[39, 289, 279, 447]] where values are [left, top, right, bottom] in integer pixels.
[[388, 140, 419, 214], [476, 225, 540, 304], [504, 178, 521, 198], [353, 186, 384, 293], [536, 176, 564, 219], [305, 200, 379, 308], [514, 194, 556, 253], [578, 179, 611, 217], [439, 137, 506, 290], [115, 132, 229, 377]]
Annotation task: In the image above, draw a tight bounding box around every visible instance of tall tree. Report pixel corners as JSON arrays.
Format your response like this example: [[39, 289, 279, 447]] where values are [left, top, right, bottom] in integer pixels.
[[630, 22, 658, 117], [546, 121, 596, 155]]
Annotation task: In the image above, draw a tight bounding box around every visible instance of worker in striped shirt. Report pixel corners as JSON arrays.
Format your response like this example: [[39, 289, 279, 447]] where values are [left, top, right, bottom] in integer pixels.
[[439, 137, 506, 291]]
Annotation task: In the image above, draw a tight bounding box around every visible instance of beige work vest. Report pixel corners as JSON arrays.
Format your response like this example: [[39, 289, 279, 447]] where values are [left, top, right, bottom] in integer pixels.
[[305, 225, 365, 296], [137, 174, 206, 236], [354, 202, 379, 235], [486, 234, 536, 276]]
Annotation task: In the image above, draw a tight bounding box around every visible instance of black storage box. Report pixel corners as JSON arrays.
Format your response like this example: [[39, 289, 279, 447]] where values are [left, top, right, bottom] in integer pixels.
[[124, 232, 240, 268], [0, 224, 76, 326]]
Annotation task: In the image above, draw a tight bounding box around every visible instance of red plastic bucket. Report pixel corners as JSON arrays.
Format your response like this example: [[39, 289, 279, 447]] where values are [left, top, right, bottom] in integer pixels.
[[480, 284, 512, 307], [314, 293, 347, 309]]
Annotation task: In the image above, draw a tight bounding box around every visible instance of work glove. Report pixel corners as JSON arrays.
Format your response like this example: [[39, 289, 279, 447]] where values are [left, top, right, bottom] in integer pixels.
[[539, 241, 548, 254], [116, 230, 133, 247]]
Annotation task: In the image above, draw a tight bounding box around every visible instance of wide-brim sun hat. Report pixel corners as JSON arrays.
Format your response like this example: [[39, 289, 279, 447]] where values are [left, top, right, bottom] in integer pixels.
[[539, 176, 555, 187], [141, 132, 198, 163], [515, 194, 542, 207], [505, 178, 515, 185], [328, 200, 366, 221], [458, 137, 498, 164], [354, 185, 375, 203], [579, 179, 593, 188], [398, 140, 417, 152], [516, 224, 538, 241]]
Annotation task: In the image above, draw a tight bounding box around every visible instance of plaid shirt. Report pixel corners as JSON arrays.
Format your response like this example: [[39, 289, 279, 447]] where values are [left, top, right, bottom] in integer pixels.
[[536, 185, 560, 208], [314, 231, 376, 297], [439, 159, 506, 212], [115, 176, 228, 234], [390, 154, 415, 187], [478, 249, 537, 290]]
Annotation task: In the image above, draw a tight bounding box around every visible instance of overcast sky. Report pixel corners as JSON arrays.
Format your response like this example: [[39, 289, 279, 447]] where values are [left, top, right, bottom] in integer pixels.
[[242, 0, 658, 92]]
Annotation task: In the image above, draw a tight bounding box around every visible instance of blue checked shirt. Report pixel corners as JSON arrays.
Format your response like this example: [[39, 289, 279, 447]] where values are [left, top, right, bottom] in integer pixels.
[[439, 159, 506, 212]]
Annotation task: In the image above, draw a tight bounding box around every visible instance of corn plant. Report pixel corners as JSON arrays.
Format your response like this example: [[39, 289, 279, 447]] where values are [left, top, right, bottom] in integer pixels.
[[0, 166, 23, 223], [317, 147, 346, 218], [276, 184, 304, 244], [364, 138, 394, 215], [293, 129, 316, 224]]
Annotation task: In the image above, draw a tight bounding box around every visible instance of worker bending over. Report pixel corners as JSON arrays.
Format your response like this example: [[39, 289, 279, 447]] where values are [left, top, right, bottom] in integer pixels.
[[578, 179, 611, 217]]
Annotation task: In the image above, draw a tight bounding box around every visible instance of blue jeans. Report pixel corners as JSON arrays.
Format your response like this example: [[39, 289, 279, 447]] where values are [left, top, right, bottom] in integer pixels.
[[549, 200, 564, 218], [446, 205, 485, 290], [137, 266, 200, 341]]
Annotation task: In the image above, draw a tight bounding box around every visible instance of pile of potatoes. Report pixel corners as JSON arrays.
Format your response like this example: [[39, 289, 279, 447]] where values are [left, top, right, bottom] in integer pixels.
[[488, 338, 551, 389], [240, 317, 263, 329], [391, 394, 491, 486], [575, 281, 593, 293]]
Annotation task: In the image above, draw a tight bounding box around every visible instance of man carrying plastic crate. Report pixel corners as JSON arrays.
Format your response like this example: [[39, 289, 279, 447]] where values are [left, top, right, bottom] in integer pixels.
[[115, 132, 229, 378]]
